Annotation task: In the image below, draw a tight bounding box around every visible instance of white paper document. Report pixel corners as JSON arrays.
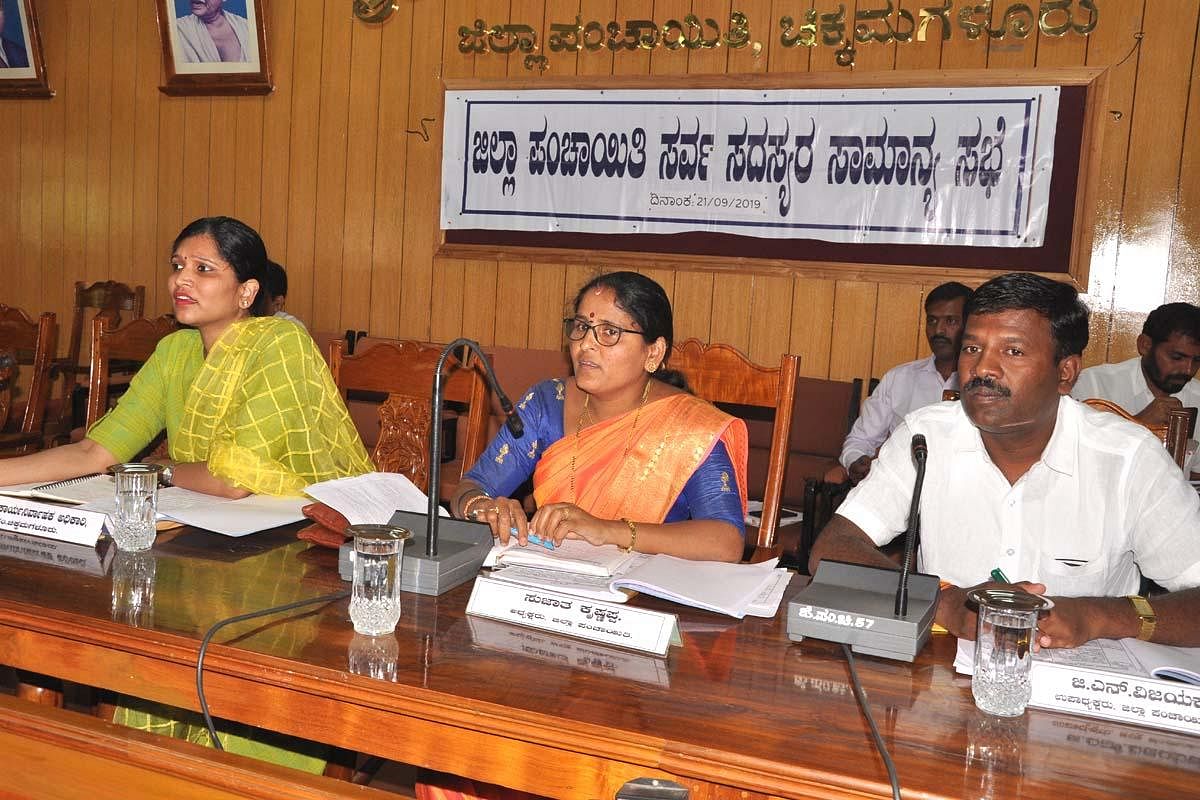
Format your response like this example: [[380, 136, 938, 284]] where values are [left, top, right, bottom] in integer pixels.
[[304, 472, 448, 525], [0, 474, 116, 505]]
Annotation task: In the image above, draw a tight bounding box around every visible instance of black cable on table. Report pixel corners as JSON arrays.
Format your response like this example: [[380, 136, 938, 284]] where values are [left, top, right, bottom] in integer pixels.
[[196, 589, 350, 750], [841, 643, 902, 800]]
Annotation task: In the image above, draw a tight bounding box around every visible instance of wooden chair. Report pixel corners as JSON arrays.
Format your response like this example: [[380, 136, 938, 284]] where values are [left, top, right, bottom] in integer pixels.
[[1082, 397, 1197, 469], [0, 303, 58, 456], [329, 338, 490, 498], [85, 314, 178, 429], [670, 339, 800, 556], [52, 280, 146, 435]]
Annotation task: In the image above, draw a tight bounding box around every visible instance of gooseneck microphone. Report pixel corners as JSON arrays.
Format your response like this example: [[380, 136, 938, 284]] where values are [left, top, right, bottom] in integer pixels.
[[428, 338, 523, 558], [894, 434, 928, 617]]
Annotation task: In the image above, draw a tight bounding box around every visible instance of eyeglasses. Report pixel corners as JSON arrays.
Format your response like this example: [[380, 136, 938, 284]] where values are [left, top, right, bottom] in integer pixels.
[[562, 318, 643, 347]]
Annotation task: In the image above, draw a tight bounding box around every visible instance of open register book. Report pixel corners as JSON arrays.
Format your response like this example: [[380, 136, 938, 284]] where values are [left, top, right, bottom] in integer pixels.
[[484, 539, 790, 619], [955, 636, 1200, 736]]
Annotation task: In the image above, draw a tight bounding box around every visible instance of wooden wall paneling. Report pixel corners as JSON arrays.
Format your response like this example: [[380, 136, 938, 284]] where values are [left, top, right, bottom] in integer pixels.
[[561, 264, 596, 308], [827, 280, 878, 383], [493, 261, 532, 347], [578, 1, 616, 76], [181, 98, 213, 226], [208, 100, 238, 213], [635, 266, 675, 304], [709, 273, 753, 353], [687, 0, 731, 76], [62, 6, 92, 308], [0, 104, 18, 304], [131, 2, 164, 315], [747, 275, 795, 364], [650, 0, 689, 77], [869, 281, 923, 381], [506, 0, 547, 79], [612, 0, 651, 76], [394, 0, 462, 341], [107, 6, 138, 292], [282, 1, 327, 328], [340, 20, 384, 334], [39, 5, 68, 327], [936, 1, 986, 69], [1166, 11, 1200, 310], [461, 260, 500, 344], [17, 93, 43, 313], [1079, 1, 1144, 367], [788, 276, 835, 377], [1034, 16, 1088, 69], [84, 6, 115, 281], [154, 93, 187, 316], [983, 2, 1037, 70], [231, 98, 266, 230], [894, 0, 943, 71], [473, 0, 513, 79], [766, 0, 812, 75], [430, 256, 467, 344], [1108, 1, 1199, 364], [807, 0, 846, 72], [672, 271, 715, 342], [258, 0, 296, 269], [542, 0, 582, 77], [846, 0, 898, 72], [310, 0, 355, 334], [726, 0, 771, 76], [527, 262, 568, 349], [366, 0, 416, 340]]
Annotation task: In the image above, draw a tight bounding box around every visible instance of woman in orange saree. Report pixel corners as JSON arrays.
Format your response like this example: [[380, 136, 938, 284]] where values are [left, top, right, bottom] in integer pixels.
[[453, 270, 748, 566]]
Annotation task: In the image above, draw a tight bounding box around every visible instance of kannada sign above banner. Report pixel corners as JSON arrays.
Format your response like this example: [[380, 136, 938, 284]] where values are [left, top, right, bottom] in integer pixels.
[[441, 85, 1059, 247]]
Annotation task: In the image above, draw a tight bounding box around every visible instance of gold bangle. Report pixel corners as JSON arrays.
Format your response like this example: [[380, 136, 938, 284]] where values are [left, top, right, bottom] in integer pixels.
[[620, 517, 637, 553], [462, 492, 492, 520]]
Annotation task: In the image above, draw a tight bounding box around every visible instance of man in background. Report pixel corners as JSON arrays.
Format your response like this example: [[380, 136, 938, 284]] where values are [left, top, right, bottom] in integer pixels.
[[265, 260, 305, 330], [1072, 302, 1200, 426], [836, 281, 973, 484]]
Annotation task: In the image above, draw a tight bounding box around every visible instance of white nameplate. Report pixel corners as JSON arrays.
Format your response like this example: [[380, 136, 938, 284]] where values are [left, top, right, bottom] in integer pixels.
[[467, 575, 679, 656], [0, 496, 106, 546], [1029, 661, 1200, 737]]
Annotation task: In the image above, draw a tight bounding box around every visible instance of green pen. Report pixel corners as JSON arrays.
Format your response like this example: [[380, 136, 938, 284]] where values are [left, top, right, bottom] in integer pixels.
[[990, 567, 1010, 583]]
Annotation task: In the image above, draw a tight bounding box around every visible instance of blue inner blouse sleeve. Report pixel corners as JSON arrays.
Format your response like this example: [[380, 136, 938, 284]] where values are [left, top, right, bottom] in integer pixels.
[[667, 440, 746, 538], [464, 380, 564, 498]]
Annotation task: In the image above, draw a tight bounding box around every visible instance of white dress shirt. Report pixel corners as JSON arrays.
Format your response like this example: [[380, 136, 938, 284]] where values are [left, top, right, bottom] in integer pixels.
[[1072, 356, 1200, 413], [837, 397, 1200, 596], [839, 355, 959, 470]]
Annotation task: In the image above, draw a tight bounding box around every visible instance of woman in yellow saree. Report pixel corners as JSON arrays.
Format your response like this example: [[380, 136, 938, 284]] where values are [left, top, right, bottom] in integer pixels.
[[454, 270, 748, 567]]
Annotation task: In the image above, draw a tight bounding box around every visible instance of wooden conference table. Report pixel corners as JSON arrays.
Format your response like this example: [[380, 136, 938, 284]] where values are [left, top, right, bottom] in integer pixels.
[[0, 525, 1197, 799]]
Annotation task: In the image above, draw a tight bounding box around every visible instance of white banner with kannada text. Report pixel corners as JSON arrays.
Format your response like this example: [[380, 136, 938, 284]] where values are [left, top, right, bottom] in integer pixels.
[[441, 85, 1059, 247]]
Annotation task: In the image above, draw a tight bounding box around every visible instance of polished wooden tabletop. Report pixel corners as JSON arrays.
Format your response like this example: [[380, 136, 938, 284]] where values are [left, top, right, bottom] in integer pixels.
[[0, 526, 1197, 799]]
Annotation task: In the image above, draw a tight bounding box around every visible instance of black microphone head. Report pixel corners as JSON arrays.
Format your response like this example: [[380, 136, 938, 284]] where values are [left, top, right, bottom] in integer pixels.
[[506, 413, 525, 439], [911, 433, 928, 462]]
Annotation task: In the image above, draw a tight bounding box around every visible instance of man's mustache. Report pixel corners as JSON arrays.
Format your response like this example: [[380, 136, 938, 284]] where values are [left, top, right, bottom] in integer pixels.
[[964, 377, 1011, 396], [929, 335, 953, 346]]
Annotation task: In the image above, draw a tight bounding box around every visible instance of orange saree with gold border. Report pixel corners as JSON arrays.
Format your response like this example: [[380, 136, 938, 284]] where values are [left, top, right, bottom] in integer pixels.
[[532, 392, 748, 522]]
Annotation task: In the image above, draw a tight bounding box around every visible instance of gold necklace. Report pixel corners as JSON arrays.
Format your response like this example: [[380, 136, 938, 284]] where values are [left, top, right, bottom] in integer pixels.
[[570, 380, 652, 506]]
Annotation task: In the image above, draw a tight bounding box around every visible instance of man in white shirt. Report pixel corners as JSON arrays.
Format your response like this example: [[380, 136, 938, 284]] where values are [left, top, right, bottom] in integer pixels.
[[264, 259, 306, 331], [838, 281, 972, 484], [810, 273, 1200, 649], [1072, 302, 1200, 425]]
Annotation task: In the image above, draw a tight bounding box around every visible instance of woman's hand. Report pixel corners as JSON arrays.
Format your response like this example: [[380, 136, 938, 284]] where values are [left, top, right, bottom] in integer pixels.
[[529, 502, 622, 549], [476, 496, 532, 546]]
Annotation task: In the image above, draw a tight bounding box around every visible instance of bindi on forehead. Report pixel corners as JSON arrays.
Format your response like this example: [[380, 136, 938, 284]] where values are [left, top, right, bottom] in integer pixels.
[[588, 311, 595, 320]]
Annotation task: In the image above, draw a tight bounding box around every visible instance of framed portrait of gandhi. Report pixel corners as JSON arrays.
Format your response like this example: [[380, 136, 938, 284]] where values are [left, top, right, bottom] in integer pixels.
[[0, 0, 52, 99], [155, 0, 273, 96]]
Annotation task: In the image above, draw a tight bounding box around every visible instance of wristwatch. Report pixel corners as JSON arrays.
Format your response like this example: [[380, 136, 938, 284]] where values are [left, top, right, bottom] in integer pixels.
[[1126, 595, 1156, 641], [159, 462, 175, 487]]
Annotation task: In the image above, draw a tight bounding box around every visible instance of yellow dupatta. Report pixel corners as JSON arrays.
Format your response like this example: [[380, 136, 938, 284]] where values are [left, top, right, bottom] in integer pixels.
[[533, 392, 748, 523], [171, 317, 372, 496]]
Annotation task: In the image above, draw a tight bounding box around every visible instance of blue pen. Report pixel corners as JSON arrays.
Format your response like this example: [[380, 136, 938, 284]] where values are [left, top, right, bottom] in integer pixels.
[[512, 527, 555, 551]]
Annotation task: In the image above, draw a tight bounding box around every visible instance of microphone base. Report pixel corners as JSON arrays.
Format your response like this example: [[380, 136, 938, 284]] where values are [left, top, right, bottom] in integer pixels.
[[787, 560, 940, 662], [338, 511, 493, 597]]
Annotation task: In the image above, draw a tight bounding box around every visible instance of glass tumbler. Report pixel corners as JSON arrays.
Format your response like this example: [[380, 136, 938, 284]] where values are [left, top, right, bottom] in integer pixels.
[[348, 524, 412, 636], [108, 463, 164, 552], [968, 588, 1054, 717]]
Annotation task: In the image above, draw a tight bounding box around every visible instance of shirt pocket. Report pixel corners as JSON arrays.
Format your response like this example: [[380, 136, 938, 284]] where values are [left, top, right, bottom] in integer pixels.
[[1037, 552, 1106, 597]]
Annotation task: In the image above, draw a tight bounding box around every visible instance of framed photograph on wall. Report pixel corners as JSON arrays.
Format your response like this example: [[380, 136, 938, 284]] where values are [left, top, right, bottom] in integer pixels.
[[154, 0, 272, 96], [0, 0, 52, 98]]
